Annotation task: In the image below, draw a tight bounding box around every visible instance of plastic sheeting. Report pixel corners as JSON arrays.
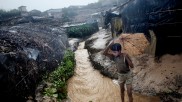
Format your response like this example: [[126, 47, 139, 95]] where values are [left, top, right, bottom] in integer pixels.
[[120, 0, 182, 35], [0, 23, 69, 100], [119, 0, 182, 56]]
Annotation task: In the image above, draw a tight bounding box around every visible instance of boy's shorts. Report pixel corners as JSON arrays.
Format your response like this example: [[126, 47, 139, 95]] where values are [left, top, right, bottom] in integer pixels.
[[117, 71, 133, 85]]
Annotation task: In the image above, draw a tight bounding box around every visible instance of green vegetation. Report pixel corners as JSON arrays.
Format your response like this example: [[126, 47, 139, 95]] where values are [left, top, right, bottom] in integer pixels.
[[0, 9, 21, 20], [43, 50, 75, 101], [67, 23, 99, 38]]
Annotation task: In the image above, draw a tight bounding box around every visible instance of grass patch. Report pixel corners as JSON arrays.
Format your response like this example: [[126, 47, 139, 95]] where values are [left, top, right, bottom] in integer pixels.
[[43, 50, 75, 101]]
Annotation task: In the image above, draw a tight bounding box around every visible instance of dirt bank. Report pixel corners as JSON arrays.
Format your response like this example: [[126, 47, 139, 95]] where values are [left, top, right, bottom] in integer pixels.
[[132, 54, 182, 101], [85, 29, 182, 101]]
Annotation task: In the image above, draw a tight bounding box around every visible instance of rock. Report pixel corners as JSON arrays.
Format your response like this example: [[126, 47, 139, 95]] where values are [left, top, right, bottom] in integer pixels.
[[85, 29, 119, 78], [35, 81, 47, 102], [0, 23, 69, 100], [91, 52, 118, 79], [85, 29, 112, 54], [179, 87, 182, 94], [68, 38, 80, 52]]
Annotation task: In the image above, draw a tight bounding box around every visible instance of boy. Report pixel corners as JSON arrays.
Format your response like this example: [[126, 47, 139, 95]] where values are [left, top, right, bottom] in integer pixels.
[[103, 40, 134, 102]]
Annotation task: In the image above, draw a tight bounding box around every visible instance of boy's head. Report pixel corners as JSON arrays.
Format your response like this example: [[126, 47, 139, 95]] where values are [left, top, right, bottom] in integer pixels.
[[110, 43, 122, 57]]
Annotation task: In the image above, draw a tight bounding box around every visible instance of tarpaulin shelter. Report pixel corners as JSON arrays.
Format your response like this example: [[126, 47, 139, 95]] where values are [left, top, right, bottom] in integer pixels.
[[119, 0, 182, 57]]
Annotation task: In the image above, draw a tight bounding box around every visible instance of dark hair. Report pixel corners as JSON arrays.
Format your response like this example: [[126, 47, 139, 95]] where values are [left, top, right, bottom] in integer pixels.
[[111, 43, 122, 51]]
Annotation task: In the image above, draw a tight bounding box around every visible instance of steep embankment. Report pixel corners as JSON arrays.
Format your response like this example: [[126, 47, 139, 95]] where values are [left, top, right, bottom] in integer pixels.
[[85, 29, 182, 101], [0, 23, 69, 100]]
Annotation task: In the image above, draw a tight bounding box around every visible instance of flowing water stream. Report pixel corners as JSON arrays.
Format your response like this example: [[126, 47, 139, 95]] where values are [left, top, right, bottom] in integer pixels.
[[67, 42, 160, 102]]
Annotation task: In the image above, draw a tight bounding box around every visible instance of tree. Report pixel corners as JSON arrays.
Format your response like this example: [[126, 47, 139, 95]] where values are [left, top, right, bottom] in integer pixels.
[[0, 9, 20, 20]]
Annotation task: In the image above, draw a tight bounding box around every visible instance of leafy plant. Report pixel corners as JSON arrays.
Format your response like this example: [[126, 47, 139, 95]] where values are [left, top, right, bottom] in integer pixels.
[[43, 50, 75, 101]]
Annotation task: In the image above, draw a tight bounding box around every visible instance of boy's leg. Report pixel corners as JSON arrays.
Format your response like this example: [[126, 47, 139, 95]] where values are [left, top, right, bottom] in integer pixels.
[[125, 72, 133, 102], [120, 82, 125, 102], [126, 84, 133, 102], [118, 73, 126, 102]]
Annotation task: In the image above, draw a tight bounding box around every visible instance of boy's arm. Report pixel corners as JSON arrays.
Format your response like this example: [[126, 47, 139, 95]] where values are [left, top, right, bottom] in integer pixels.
[[125, 53, 134, 68], [103, 40, 114, 56]]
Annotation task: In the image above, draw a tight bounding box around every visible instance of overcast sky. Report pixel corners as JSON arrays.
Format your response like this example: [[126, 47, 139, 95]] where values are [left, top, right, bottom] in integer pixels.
[[0, 0, 98, 12]]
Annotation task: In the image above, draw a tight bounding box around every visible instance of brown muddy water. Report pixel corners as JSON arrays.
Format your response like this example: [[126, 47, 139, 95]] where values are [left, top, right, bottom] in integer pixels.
[[67, 42, 161, 102]]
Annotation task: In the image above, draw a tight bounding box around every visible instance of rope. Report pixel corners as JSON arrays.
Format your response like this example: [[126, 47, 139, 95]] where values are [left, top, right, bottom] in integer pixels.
[[15, 68, 35, 87], [149, 21, 182, 26], [15, 61, 37, 87], [148, 9, 182, 14]]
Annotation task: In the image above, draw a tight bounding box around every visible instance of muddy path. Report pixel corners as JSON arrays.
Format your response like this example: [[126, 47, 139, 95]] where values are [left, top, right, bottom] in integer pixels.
[[67, 42, 160, 102]]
